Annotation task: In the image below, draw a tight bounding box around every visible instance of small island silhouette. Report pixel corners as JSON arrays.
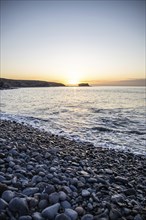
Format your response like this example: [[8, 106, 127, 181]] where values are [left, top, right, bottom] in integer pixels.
[[78, 83, 90, 87]]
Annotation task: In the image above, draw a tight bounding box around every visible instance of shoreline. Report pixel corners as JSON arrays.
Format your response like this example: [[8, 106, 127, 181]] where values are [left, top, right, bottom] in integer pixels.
[[0, 120, 146, 220], [1, 114, 145, 157]]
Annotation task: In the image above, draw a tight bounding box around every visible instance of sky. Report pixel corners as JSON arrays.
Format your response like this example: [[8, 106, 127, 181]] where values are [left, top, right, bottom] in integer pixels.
[[1, 0, 145, 85]]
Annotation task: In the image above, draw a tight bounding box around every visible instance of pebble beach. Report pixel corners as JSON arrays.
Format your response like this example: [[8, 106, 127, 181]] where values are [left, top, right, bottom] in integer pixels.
[[0, 120, 146, 220]]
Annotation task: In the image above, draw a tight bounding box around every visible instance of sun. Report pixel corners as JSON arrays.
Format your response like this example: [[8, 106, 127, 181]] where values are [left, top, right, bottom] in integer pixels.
[[68, 78, 79, 85], [67, 72, 80, 86]]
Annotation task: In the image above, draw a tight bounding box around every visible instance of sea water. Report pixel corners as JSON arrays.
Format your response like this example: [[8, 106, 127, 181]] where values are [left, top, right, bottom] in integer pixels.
[[1, 86, 146, 155]]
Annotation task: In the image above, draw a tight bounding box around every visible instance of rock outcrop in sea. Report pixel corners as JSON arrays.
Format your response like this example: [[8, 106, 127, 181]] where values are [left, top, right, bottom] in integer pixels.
[[78, 83, 90, 87]]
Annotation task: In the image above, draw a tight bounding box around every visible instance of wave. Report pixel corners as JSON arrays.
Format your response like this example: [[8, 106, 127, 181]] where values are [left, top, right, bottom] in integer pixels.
[[91, 126, 146, 136], [92, 126, 115, 132], [127, 130, 146, 135], [90, 108, 104, 113]]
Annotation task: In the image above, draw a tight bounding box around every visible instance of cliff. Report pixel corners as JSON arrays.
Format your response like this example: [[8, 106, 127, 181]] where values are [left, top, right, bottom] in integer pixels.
[[0, 78, 65, 89]]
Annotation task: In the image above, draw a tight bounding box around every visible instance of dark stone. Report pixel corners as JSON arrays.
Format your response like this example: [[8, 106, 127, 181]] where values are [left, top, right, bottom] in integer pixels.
[[64, 208, 78, 220], [134, 214, 143, 220], [42, 203, 60, 219], [82, 189, 90, 197], [0, 183, 8, 196], [109, 208, 122, 220], [0, 198, 8, 211], [9, 197, 29, 216], [23, 187, 39, 196], [55, 213, 71, 220], [59, 191, 67, 201], [32, 212, 44, 220], [19, 216, 32, 220], [38, 199, 49, 210], [124, 188, 136, 196], [2, 190, 15, 202], [111, 194, 125, 204], [75, 206, 84, 216], [0, 175, 6, 182], [115, 176, 128, 184], [49, 192, 59, 204], [44, 184, 55, 195], [81, 214, 94, 220], [61, 200, 72, 209]]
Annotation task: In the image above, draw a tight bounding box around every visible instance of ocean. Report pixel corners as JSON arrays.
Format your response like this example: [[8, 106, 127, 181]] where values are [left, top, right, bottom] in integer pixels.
[[1, 86, 146, 155]]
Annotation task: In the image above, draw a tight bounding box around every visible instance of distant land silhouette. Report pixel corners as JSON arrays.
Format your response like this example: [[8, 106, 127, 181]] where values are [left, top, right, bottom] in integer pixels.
[[0, 78, 65, 89], [87, 79, 146, 86]]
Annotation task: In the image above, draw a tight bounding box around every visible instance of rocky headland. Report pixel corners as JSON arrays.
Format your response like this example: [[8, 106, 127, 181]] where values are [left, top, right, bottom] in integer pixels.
[[0, 78, 65, 90], [0, 120, 146, 220]]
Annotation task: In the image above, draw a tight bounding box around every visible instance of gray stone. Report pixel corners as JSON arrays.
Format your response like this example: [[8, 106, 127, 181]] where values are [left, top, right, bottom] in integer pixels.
[[82, 189, 90, 197], [0, 175, 5, 182], [87, 178, 97, 183], [81, 214, 94, 220], [19, 216, 32, 220], [0, 198, 8, 211], [80, 171, 90, 177], [61, 200, 72, 209], [32, 175, 42, 184], [9, 161, 15, 167], [0, 183, 8, 196], [9, 197, 29, 215], [42, 203, 60, 219], [38, 199, 49, 210], [111, 194, 125, 204], [63, 186, 72, 195], [122, 208, 131, 216], [29, 197, 38, 208], [49, 192, 59, 204], [50, 167, 56, 172], [47, 174, 53, 179], [2, 190, 15, 202], [87, 203, 93, 210], [124, 188, 136, 196], [55, 213, 71, 220], [23, 187, 39, 196], [27, 165, 34, 171], [32, 212, 44, 220], [96, 176, 107, 185], [115, 176, 128, 184], [134, 214, 143, 220], [45, 152, 51, 159], [59, 191, 67, 201], [109, 208, 122, 220], [65, 208, 78, 220], [9, 149, 18, 156], [104, 169, 113, 174], [45, 184, 55, 195], [75, 206, 84, 215]]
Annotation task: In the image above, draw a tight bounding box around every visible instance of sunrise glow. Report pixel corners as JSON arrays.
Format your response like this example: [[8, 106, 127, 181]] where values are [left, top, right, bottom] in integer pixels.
[[1, 1, 145, 86]]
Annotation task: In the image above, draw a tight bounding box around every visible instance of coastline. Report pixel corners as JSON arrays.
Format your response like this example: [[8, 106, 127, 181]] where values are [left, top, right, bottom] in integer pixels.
[[0, 120, 146, 219]]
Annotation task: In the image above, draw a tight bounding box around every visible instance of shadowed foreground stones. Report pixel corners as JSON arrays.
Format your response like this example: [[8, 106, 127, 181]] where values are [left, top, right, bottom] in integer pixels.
[[0, 120, 146, 219]]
